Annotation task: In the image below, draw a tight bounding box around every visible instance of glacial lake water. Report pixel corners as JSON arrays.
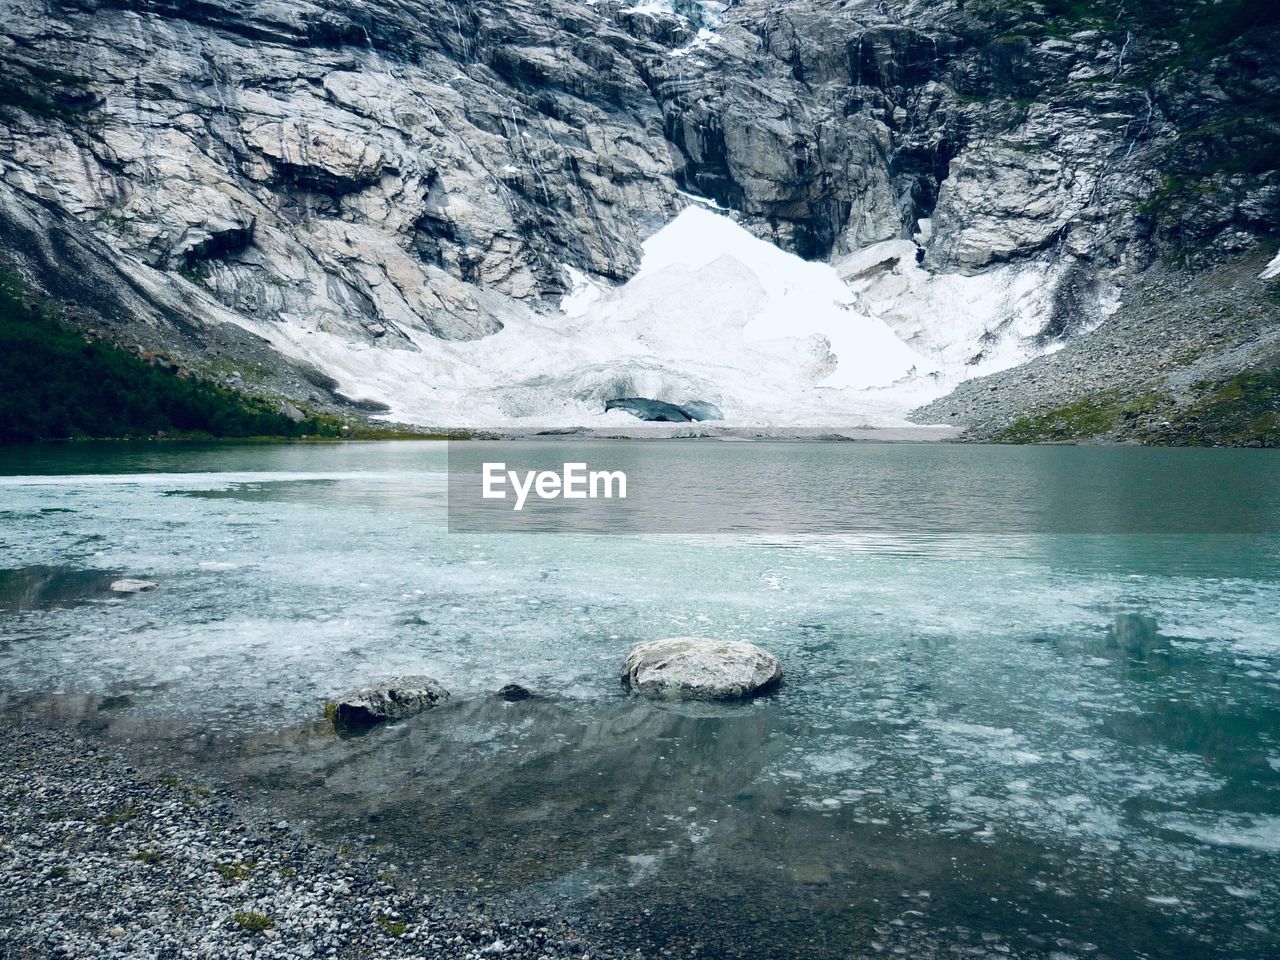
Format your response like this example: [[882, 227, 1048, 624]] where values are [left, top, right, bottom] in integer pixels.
[[1, 440, 1278, 959]]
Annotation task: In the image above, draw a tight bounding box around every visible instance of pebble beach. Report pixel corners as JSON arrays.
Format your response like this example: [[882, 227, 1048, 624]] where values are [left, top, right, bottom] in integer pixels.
[[0, 720, 621, 960]]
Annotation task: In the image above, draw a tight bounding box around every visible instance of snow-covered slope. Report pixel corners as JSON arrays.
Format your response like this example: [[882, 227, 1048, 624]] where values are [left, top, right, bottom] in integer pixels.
[[235, 206, 1094, 429], [633, 209, 928, 391], [238, 207, 963, 428], [837, 239, 1115, 384], [1262, 252, 1280, 282]]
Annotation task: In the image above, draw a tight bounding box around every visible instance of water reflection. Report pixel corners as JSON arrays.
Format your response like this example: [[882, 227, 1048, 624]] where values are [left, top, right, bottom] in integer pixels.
[[0, 565, 120, 612], [16, 689, 1274, 960]]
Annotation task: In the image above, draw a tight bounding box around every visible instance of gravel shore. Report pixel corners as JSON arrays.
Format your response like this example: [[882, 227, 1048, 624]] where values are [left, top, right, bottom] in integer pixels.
[[0, 720, 623, 960]]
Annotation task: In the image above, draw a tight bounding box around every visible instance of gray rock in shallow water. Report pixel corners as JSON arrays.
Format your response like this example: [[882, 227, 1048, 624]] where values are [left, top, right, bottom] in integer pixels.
[[496, 683, 536, 701], [621, 637, 782, 701], [109, 578, 157, 594], [328, 676, 450, 730], [1106, 613, 1168, 661]]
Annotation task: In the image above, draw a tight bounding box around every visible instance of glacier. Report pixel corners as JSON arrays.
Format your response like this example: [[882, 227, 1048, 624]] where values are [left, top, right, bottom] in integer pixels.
[[239, 206, 1068, 430]]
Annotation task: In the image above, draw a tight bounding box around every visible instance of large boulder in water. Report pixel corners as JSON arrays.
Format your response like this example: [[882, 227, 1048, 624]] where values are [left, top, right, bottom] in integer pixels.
[[326, 676, 450, 731], [621, 637, 782, 701]]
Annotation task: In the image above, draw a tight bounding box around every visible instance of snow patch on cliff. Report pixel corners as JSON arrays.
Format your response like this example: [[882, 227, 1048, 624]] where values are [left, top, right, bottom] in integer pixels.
[[1261, 251, 1280, 281], [837, 240, 1066, 383]]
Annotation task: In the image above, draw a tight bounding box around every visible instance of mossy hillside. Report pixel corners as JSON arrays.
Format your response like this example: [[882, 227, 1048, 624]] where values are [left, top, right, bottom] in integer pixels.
[[992, 390, 1169, 443], [992, 361, 1280, 446], [0, 272, 332, 440], [1146, 365, 1280, 447], [0, 271, 447, 441]]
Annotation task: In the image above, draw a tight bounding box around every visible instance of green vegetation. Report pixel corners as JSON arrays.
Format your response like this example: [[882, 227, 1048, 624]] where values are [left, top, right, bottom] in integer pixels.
[[968, 0, 1280, 235], [992, 364, 1280, 447], [96, 804, 140, 827], [0, 58, 95, 122], [0, 270, 345, 441], [132, 849, 164, 865], [179, 260, 212, 285], [215, 859, 256, 881], [159, 775, 213, 798], [1148, 366, 1280, 447], [375, 916, 408, 937], [1134, 174, 1212, 216], [1178, 1, 1280, 55], [993, 390, 1168, 443], [1180, 116, 1278, 177], [0, 269, 467, 441], [231, 911, 273, 934], [986, 0, 1280, 49]]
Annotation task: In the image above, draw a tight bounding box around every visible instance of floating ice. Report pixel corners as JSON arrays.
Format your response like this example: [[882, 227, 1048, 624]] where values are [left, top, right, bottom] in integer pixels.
[[1153, 814, 1280, 853]]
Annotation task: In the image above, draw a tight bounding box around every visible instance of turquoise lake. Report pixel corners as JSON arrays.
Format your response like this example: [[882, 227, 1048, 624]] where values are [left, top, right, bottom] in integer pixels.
[[1, 440, 1278, 959]]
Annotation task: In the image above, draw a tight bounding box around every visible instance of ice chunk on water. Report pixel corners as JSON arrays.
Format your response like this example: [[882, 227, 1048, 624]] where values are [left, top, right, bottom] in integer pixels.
[[1153, 814, 1280, 853]]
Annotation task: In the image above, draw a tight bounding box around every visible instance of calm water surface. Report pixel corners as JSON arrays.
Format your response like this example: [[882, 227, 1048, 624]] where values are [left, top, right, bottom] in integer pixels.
[[1, 441, 1278, 959]]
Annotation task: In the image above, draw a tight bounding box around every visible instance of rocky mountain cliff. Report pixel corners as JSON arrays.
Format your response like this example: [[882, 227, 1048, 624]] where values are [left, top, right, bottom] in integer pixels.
[[1, 0, 1277, 434]]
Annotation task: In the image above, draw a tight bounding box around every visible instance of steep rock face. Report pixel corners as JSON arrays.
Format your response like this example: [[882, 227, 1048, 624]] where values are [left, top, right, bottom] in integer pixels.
[[0, 0, 690, 354], [0, 0, 1276, 425]]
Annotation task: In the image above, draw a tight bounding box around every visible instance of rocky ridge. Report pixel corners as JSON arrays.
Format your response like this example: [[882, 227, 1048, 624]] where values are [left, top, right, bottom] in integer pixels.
[[0, 0, 1277, 430]]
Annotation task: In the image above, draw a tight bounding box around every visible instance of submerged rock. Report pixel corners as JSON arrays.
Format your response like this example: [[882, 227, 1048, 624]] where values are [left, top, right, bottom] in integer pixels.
[[109, 578, 158, 594], [621, 637, 782, 701], [1106, 613, 1169, 661], [496, 683, 536, 701], [326, 676, 450, 731]]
